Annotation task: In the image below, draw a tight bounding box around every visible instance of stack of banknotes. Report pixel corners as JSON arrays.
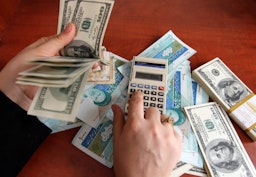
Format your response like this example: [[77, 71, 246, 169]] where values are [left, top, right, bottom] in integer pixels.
[[192, 58, 256, 142], [183, 102, 256, 177], [72, 29, 212, 176], [16, 0, 115, 122]]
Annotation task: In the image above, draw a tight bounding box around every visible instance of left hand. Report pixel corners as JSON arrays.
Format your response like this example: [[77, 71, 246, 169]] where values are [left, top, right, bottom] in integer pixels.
[[0, 23, 98, 111]]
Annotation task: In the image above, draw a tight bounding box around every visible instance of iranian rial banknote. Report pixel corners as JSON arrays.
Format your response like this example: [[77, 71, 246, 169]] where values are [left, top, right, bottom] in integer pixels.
[[76, 54, 128, 127], [184, 102, 256, 177], [72, 117, 114, 167], [139, 30, 196, 80], [87, 50, 115, 84], [58, 0, 114, 59], [38, 116, 83, 133], [72, 85, 128, 168], [166, 60, 204, 169]]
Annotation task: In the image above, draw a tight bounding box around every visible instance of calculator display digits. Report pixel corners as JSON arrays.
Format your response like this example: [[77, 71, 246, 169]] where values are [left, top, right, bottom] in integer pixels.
[[125, 56, 168, 114]]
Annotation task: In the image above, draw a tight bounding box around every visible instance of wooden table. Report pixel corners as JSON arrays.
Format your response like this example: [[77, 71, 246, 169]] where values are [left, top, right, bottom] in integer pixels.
[[0, 0, 255, 176]]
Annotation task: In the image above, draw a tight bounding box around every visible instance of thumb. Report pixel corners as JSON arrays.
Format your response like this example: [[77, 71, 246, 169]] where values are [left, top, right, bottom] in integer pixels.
[[38, 23, 76, 55], [112, 104, 125, 143]]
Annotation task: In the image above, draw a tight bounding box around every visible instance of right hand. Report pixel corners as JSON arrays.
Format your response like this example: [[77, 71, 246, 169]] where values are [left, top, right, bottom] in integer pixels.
[[112, 91, 182, 177]]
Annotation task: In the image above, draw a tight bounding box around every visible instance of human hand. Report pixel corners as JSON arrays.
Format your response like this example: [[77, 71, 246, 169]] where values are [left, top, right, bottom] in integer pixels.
[[112, 91, 182, 177], [0, 23, 98, 111]]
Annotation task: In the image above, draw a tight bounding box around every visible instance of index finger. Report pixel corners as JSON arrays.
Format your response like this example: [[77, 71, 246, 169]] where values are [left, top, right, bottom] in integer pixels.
[[127, 91, 144, 122]]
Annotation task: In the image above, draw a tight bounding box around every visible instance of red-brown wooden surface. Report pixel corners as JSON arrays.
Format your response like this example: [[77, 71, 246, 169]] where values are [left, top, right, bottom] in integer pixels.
[[0, 0, 255, 176]]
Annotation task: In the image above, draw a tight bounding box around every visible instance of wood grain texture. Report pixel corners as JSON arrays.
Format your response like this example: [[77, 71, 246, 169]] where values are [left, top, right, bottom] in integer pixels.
[[0, 0, 255, 176], [0, 0, 21, 35]]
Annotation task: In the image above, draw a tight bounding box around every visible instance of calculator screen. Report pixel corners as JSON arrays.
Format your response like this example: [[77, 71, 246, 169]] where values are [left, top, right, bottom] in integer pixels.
[[135, 72, 163, 81], [135, 61, 166, 68]]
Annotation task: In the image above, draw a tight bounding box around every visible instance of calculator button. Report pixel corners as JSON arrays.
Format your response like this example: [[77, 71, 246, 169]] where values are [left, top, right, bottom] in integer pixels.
[[151, 91, 157, 95], [158, 98, 164, 102], [144, 90, 150, 94], [144, 102, 149, 106], [151, 97, 156, 101], [130, 83, 136, 87], [144, 96, 149, 100], [158, 92, 164, 96], [158, 86, 164, 90], [157, 104, 163, 108], [145, 85, 150, 89], [151, 85, 157, 90], [138, 84, 143, 88], [150, 103, 156, 107], [159, 110, 163, 114], [130, 88, 135, 93]]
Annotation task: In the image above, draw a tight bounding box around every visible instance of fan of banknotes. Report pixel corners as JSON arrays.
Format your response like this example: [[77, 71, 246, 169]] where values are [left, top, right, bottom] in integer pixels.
[[16, 0, 115, 88]]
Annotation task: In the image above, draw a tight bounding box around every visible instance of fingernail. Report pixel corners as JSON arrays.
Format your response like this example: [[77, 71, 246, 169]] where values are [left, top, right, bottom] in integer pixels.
[[111, 104, 116, 112], [63, 23, 72, 33]]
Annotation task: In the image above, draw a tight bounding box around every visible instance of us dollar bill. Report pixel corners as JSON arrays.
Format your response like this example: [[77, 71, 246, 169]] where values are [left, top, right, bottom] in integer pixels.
[[28, 65, 93, 122], [58, 0, 114, 59], [57, 0, 77, 33], [172, 161, 207, 177], [183, 102, 256, 177], [192, 57, 256, 141], [192, 57, 252, 111]]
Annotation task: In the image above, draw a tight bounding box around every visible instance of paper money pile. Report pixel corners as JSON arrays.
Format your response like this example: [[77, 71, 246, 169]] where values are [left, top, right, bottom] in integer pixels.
[[19, 0, 255, 176], [72, 30, 211, 176], [192, 58, 256, 142], [16, 0, 115, 88], [17, 0, 115, 122], [71, 30, 256, 176], [183, 103, 256, 177]]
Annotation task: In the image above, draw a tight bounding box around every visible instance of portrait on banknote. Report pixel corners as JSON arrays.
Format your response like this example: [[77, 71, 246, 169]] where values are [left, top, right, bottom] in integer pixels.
[[166, 108, 186, 126], [217, 77, 247, 107], [205, 139, 242, 173], [83, 88, 112, 106], [76, 87, 112, 124], [41, 87, 71, 111], [63, 40, 97, 58]]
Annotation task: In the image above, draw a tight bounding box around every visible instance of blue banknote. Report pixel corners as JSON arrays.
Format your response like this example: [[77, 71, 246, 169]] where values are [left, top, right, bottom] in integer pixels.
[[72, 117, 113, 168], [76, 54, 129, 128], [139, 30, 196, 80], [72, 84, 128, 168]]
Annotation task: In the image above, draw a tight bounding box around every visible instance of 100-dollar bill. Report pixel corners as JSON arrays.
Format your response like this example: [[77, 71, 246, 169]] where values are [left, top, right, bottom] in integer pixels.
[[192, 57, 252, 111], [58, 0, 114, 59], [28, 65, 93, 122], [183, 102, 256, 177], [192, 57, 256, 141]]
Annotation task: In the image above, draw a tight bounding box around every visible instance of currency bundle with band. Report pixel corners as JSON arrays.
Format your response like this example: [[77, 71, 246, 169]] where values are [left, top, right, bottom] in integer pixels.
[[192, 57, 256, 141]]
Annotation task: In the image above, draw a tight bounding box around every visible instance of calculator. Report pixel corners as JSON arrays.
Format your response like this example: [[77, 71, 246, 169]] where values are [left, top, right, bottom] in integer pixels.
[[125, 56, 168, 114]]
